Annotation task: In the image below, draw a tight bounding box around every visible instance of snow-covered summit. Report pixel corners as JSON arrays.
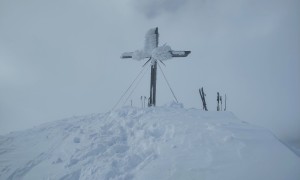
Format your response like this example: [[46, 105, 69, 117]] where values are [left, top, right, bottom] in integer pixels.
[[1, 103, 299, 180]]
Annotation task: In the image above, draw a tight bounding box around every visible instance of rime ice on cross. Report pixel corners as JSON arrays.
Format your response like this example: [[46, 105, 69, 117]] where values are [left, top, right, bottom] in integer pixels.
[[121, 27, 191, 107]]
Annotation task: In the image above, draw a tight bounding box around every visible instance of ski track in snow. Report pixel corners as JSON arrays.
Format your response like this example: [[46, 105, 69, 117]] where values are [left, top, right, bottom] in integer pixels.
[[0, 103, 299, 180]]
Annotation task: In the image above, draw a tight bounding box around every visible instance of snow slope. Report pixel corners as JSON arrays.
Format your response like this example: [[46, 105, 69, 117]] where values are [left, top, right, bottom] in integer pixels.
[[0, 103, 299, 180]]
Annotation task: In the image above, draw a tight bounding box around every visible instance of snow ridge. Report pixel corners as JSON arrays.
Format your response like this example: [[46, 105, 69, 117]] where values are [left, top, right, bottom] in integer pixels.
[[0, 103, 299, 180]]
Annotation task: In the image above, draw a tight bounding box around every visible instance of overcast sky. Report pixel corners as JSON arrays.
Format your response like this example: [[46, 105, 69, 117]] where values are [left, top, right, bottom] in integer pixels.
[[0, 0, 299, 142]]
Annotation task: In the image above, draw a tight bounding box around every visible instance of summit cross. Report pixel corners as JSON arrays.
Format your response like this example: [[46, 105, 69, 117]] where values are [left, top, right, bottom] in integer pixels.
[[121, 27, 191, 107]]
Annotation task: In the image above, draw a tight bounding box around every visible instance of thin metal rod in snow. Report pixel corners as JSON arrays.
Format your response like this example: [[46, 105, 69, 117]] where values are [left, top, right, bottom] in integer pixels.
[[217, 92, 220, 111], [111, 65, 148, 111], [121, 27, 191, 107], [224, 94, 227, 111], [220, 96, 223, 111], [141, 96, 147, 108]]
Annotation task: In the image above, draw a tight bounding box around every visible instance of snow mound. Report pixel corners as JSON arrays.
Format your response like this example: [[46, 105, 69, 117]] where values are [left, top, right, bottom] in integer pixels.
[[0, 105, 299, 180]]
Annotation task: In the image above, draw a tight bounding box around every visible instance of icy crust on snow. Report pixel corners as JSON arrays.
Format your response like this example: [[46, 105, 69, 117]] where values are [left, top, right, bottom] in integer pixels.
[[0, 104, 300, 180], [132, 45, 172, 62], [151, 45, 172, 61], [131, 28, 172, 62], [132, 50, 148, 61], [144, 28, 158, 54]]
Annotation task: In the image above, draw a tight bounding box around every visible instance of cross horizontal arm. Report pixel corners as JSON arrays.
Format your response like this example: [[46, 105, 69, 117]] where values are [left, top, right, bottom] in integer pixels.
[[121, 51, 191, 59], [170, 51, 191, 57], [121, 52, 133, 58]]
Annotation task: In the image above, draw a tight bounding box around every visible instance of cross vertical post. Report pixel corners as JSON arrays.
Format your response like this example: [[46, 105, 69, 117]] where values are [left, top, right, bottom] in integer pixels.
[[149, 61, 157, 106], [149, 28, 159, 107]]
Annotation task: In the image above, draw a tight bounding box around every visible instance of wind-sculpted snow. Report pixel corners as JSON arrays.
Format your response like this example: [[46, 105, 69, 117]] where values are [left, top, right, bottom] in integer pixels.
[[0, 103, 299, 180]]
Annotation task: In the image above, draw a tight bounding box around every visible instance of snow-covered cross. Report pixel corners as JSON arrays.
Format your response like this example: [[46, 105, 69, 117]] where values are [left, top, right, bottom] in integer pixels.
[[121, 27, 191, 107]]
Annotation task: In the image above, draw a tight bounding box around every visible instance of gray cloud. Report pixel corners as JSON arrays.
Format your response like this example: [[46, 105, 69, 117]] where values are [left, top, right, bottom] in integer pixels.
[[132, 0, 189, 18]]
